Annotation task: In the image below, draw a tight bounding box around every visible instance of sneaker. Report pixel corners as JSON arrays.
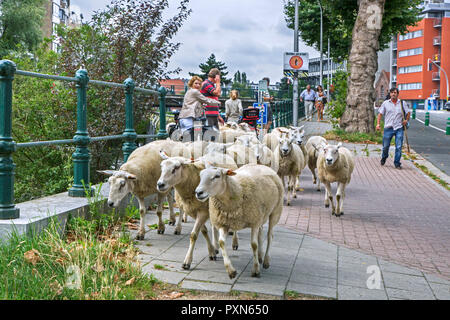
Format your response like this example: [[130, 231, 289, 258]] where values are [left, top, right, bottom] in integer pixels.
[[380, 158, 386, 166], [395, 164, 402, 169]]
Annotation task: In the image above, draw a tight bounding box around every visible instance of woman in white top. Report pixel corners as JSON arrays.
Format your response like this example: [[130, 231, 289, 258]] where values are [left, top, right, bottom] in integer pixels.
[[224, 90, 243, 123]]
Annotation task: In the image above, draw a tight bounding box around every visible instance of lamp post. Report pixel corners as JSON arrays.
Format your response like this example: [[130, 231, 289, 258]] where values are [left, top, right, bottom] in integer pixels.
[[427, 58, 449, 105], [318, 0, 323, 87], [293, 0, 299, 126]]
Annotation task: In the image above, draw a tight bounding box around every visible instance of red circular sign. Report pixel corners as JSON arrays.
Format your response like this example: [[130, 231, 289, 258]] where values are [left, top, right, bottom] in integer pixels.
[[289, 55, 303, 70]]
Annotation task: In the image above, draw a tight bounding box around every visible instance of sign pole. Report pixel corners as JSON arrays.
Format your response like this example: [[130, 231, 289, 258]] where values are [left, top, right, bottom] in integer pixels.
[[293, 0, 299, 126]]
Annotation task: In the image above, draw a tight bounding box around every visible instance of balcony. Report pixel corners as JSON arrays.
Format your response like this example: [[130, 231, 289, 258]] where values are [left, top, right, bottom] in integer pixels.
[[432, 72, 440, 81], [392, 58, 397, 66], [434, 18, 442, 28], [433, 36, 441, 45], [432, 53, 441, 63], [392, 75, 397, 82], [432, 89, 440, 97], [392, 42, 397, 50]]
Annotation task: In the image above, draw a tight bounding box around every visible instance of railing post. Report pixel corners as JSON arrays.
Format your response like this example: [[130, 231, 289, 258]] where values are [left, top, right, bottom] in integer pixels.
[[0, 60, 19, 219], [122, 78, 137, 162], [69, 69, 93, 197], [157, 86, 168, 139]]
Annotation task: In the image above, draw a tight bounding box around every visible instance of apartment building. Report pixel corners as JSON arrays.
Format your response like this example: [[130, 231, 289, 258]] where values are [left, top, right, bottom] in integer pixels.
[[390, 0, 450, 109], [42, 0, 81, 52]]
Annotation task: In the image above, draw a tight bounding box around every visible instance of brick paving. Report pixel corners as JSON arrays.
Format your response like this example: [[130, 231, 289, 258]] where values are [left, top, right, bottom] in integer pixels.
[[280, 155, 450, 279]]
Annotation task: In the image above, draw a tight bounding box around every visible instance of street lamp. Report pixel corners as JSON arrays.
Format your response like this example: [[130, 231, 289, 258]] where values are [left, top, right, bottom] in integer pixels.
[[428, 58, 449, 105], [293, 0, 299, 125], [318, 0, 323, 87]]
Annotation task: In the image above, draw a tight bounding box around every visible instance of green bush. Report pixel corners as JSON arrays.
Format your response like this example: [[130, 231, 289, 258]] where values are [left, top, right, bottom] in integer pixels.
[[325, 70, 348, 128]]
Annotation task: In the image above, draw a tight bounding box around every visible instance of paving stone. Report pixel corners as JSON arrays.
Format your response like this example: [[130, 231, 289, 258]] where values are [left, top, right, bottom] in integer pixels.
[[386, 287, 435, 300], [143, 259, 190, 274], [185, 269, 237, 285], [293, 259, 337, 279], [339, 253, 378, 266], [286, 281, 337, 299], [142, 266, 186, 285], [181, 280, 232, 293], [382, 271, 431, 292], [378, 259, 423, 276], [232, 280, 285, 297], [338, 285, 388, 300], [289, 272, 337, 289], [428, 282, 450, 300], [301, 236, 338, 252], [298, 247, 337, 263], [423, 272, 450, 285]]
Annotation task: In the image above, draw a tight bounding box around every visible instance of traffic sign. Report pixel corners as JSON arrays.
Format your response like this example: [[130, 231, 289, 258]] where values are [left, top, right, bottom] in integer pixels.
[[254, 103, 268, 125], [258, 80, 268, 91], [284, 52, 309, 71]]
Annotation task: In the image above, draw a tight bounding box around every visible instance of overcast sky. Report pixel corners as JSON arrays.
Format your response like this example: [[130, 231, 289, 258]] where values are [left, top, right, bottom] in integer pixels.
[[71, 0, 319, 84]]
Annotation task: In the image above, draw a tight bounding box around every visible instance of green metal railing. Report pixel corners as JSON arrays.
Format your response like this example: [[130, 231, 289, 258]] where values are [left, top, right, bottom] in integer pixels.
[[271, 99, 304, 129], [0, 59, 168, 219]]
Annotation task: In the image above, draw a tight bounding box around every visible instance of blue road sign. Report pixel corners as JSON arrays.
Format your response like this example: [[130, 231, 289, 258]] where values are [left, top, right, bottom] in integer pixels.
[[254, 103, 268, 125]]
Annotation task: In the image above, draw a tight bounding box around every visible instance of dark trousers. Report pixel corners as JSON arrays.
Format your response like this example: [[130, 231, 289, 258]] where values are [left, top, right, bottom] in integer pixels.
[[206, 115, 219, 129]]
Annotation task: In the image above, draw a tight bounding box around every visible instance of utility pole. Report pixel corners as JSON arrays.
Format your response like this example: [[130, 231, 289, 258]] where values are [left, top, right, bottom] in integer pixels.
[[318, 0, 323, 87], [327, 37, 330, 101], [293, 0, 299, 126]]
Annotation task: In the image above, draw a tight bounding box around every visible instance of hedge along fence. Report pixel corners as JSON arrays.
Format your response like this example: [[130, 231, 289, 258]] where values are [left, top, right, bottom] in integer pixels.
[[0, 59, 169, 220]]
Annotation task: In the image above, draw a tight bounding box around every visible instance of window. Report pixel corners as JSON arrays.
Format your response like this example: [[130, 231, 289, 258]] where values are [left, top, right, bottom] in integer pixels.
[[398, 47, 423, 57], [399, 83, 422, 90], [399, 30, 423, 41], [52, 3, 60, 17], [399, 65, 423, 74]]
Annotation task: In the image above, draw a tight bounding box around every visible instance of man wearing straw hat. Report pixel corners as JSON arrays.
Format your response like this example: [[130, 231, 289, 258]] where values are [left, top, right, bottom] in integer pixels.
[[376, 87, 411, 169]]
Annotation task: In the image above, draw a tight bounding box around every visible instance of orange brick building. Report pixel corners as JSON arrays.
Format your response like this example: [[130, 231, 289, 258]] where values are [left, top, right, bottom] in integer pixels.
[[391, 1, 450, 110]]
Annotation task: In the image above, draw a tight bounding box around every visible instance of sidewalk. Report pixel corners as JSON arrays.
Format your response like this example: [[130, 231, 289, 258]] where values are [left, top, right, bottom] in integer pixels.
[[134, 119, 450, 299]]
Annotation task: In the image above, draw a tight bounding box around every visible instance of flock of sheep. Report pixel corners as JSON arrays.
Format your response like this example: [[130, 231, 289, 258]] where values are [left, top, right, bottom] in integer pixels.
[[99, 122, 355, 279]]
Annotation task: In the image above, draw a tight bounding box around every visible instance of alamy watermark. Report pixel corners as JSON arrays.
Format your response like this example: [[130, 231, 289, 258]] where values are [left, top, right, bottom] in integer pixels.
[[366, 265, 381, 290]]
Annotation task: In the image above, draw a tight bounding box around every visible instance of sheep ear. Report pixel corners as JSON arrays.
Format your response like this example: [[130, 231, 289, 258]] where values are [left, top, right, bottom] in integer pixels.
[[226, 169, 236, 176], [159, 150, 169, 160], [97, 170, 116, 176], [125, 173, 137, 180], [337, 142, 342, 149]]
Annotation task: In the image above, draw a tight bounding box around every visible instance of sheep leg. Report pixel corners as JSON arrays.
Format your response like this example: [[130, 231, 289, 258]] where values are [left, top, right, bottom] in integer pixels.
[[200, 224, 218, 261], [182, 214, 208, 270], [336, 183, 345, 217], [250, 227, 261, 277], [218, 227, 237, 279], [211, 225, 219, 254], [291, 175, 298, 198], [263, 208, 279, 269], [174, 206, 183, 235], [232, 230, 239, 250], [167, 189, 176, 226], [258, 226, 264, 264], [136, 197, 147, 240], [182, 208, 188, 223], [317, 176, 321, 192], [156, 193, 165, 234], [324, 182, 336, 215]]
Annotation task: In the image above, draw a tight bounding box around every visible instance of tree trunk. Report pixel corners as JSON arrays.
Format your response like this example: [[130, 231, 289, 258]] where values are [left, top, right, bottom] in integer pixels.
[[340, 0, 386, 133]]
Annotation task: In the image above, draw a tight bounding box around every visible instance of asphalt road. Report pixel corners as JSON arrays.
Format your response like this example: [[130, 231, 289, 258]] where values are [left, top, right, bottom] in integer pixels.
[[406, 110, 450, 174]]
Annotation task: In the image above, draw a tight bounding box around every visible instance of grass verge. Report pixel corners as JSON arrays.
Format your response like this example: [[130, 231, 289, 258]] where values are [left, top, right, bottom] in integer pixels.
[[323, 128, 383, 144], [413, 163, 450, 191]]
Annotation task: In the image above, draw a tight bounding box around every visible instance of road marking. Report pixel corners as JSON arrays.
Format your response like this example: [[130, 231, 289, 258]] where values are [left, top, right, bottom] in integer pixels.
[[414, 118, 446, 133]]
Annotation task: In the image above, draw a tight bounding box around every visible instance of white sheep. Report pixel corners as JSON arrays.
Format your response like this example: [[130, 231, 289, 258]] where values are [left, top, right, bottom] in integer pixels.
[[99, 140, 190, 239], [274, 136, 305, 206], [195, 164, 284, 279], [317, 142, 355, 217], [287, 126, 308, 190], [225, 143, 257, 167], [251, 143, 275, 169], [157, 152, 239, 269], [305, 136, 327, 191]]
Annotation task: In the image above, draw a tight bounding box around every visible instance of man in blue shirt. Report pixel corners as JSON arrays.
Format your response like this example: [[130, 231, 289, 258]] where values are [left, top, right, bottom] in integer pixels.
[[300, 84, 317, 121]]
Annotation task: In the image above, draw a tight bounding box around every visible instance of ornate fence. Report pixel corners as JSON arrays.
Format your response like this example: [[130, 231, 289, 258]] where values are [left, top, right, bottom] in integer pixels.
[[0, 59, 168, 219]]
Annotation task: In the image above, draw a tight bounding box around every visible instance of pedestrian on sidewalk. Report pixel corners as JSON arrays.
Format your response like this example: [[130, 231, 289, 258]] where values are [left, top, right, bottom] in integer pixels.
[[200, 68, 225, 130], [225, 90, 243, 123], [179, 76, 221, 141], [315, 85, 326, 121], [300, 84, 317, 121], [376, 87, 411, 169], [261, 77, 273, 133]]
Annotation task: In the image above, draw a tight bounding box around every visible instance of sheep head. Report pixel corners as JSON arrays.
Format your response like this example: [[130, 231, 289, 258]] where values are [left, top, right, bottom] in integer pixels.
[[98, 170, 136, 207], [278, 137, 294, 157], [322, 142, 342, 166], [157, 156, 193, 192], [195, 167, 236, 202]]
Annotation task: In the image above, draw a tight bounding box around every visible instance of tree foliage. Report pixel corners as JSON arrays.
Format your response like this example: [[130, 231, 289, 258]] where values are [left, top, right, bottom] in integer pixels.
[[284, 0, 422, 61], [0, 0, 46, 57], [189, 53, 231, 85]]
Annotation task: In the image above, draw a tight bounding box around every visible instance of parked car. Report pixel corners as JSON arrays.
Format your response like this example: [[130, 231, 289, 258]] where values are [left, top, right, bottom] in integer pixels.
[[445, 101, 450, 111]]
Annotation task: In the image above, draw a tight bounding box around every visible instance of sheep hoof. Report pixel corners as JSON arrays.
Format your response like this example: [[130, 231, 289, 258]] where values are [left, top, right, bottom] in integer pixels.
[[263, 262, 270, 269], [182, 218, 187, 223], [157, 229, 165, 234], [228, 231, 234, 236], [293, 194, 297, 198], [135, 234, 144, 240], [182, 263, 191, 270], [251, 271, 260, 278], [169, 221, 175, 226], [174, 229, 181, 235], [325, 204, 329, 208], [317, 188, 321, 192], [209, 255, 217, 261], [215, 249, 219, 254], [228, 270, 237, 279], [233, 245, 238, 251]]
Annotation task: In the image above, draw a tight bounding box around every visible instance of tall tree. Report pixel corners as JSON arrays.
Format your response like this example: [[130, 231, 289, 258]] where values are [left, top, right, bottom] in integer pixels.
[[0, 0, 46, 57], [189, 53, 231, 85], [233, 70, 241, 84], [241, 72, 247, 84], [284, 0, 422, 133]]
